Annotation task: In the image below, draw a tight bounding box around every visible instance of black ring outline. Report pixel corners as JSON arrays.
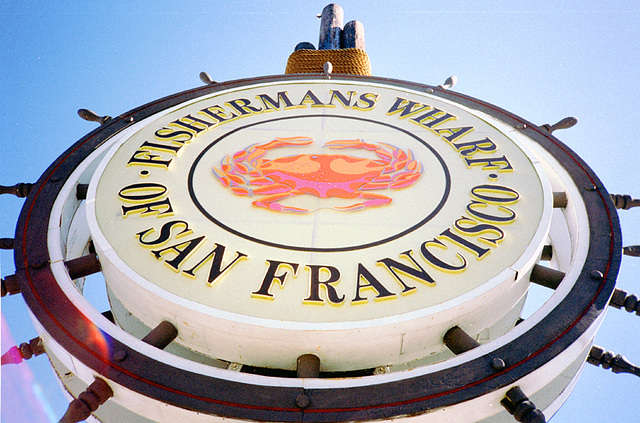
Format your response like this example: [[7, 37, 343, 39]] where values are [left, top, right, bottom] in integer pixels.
[[187, 114, 451, 252], [13, 74, 621, 422]]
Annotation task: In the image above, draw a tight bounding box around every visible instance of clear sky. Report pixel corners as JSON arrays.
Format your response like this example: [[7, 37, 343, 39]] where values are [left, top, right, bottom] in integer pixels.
[[1, 1, 639, 422]]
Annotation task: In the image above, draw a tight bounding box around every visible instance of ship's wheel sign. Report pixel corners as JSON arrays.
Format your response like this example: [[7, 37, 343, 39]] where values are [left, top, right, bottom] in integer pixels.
[[8, 75, 623, 423]]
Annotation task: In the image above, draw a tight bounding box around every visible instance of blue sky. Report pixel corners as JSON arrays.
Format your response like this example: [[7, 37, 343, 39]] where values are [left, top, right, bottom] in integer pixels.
[[2, 1, 639, 422]]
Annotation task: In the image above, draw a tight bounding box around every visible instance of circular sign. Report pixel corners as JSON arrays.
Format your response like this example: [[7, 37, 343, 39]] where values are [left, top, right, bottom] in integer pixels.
[[86, 79, 552, 370]]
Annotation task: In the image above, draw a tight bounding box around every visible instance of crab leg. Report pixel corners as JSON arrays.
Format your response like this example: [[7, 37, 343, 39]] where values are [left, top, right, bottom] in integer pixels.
[[252, 190, 309, 213], [334, 192, 392, 211]]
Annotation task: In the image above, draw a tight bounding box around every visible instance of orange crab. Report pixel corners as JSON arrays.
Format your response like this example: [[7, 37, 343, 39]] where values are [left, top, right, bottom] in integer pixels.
[[213, 136, 423, 213]]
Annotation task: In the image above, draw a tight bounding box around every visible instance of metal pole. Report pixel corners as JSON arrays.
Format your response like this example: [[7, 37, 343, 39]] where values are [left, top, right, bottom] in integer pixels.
[[297, 354, 320, 378], [529, 264, 565, 290], [142, 321, 179, 350], [65, 254, 101, 280], [443, 326, 480, 355]]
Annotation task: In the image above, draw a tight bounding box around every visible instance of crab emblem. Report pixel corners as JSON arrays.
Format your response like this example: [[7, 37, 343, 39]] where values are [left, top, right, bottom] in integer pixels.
[[213, 137, 423, 213]]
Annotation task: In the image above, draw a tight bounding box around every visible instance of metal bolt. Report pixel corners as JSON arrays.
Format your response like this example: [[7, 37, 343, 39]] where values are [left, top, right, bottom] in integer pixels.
[[491, 357, 506, 370], [425, 87, 434, 93], [373, 366, 390, 374], [112, 350, 127, 362], [590, 270, 604, 280], [295, 393, 310, 408], [227, 362, 242, 371], [516, 123, 527, 130], [31, 258, 49, 269]]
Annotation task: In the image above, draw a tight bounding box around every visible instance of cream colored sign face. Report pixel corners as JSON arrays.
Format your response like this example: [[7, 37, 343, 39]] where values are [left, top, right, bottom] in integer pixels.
[[89, 80, 550, 324]]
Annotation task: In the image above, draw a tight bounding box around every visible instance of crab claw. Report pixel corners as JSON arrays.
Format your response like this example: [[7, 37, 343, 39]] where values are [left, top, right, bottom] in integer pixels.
[[255, 136, 314, 150], [246, 137, 315, 162]]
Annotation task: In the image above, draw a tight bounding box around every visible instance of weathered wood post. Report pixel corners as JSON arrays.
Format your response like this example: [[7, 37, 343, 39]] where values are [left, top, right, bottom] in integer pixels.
[[342, 20, 365, 50], [318, 3, 343, 49]]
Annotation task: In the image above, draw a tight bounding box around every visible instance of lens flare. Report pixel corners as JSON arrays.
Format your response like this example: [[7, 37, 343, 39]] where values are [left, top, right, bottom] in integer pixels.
[[1, 313, 57, 422]]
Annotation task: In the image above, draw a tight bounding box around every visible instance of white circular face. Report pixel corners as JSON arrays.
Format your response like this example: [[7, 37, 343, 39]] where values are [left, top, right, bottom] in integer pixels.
[[87, 78, 551, 368]]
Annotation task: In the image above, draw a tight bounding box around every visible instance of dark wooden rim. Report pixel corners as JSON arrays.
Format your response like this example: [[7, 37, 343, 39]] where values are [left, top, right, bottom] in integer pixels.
[[14, 74, 622, 421]]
